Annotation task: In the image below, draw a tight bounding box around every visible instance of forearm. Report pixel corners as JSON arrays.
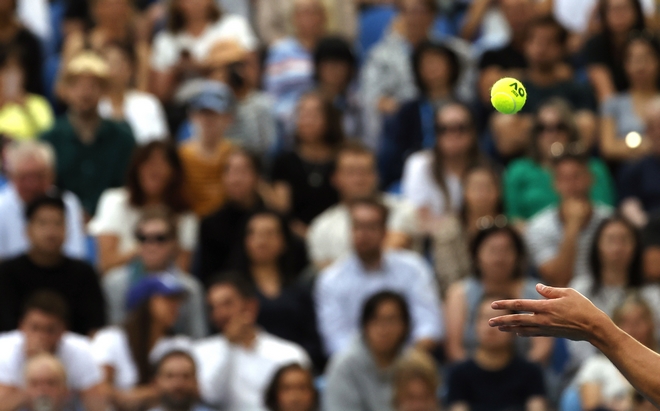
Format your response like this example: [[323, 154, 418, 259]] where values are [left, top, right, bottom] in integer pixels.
[[540, 228, 579, 286], [0, 387, 26, 411]]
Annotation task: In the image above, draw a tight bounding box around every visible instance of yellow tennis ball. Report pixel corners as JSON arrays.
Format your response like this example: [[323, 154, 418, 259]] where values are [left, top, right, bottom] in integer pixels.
[[490, 77, 527, 114]]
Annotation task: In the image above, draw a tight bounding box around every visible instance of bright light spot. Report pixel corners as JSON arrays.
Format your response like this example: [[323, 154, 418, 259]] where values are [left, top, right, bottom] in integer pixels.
[[626, 132, 642, 149]]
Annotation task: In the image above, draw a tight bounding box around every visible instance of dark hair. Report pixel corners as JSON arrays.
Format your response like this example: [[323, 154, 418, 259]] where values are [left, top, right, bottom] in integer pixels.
[[598, 0, 645, 39], [336, 141, 376, 166], [226, 146, 263, 176], [22, 290, 70, 325], [25, 193, 66, 221], [313, 36, 357, 83], [529, 97, 582, 163], [264, 363, 318, 411], [135, 205, 179, 241], [207, 272, 258, 300], [412, 41, 460, 94], [526, 15, 569, 46], [471, 226, 527, 279], [349, 197, 390, 227], [458, 164, 504, 228], [360, 291, 411, 347], [624, 31, 660, 86], [126, 141, 189, 213], [155, 350, 197, 375], [589, 215, 643, 294], [551, 151, 591, 168], [167, 0, 222, 33], [294, 92, 345, 149], [395, 0, 439, 13]]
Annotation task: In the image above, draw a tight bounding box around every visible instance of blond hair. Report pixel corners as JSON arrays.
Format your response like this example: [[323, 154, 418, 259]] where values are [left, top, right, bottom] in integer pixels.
[[392, 349, 440, 407]]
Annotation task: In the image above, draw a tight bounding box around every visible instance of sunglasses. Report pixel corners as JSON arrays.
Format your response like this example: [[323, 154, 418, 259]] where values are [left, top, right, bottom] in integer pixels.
[[535, 122, 568, 133], [436, 123, 471, 135], [135, 232, 173, 244]]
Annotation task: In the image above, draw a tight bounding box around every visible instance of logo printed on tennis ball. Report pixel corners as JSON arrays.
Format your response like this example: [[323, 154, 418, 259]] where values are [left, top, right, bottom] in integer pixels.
[[491, 77, 527, 114]]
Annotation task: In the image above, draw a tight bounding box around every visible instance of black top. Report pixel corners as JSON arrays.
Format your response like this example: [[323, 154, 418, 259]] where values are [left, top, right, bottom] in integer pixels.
[[1, 28, 44, 96], [447, 356, 546, 411], [584, 34, 629, 93], [478, 43, 527, 71], [519, 78, 597, 114], [0, 255, 106, 335], [618, 155, 660, 213], [270, 151, 339, 225]]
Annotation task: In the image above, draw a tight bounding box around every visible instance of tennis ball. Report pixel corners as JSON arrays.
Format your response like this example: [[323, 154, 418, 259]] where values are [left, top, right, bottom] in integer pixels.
[[490, 77, 527, 114]]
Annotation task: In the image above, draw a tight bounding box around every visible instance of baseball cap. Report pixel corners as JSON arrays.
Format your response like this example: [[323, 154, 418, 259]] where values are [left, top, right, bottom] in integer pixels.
[[188, 81, 236, 114], [126, 275, 187, 311]]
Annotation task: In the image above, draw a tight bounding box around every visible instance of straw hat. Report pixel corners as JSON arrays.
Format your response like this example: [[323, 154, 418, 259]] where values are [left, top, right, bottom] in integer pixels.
[[62, 51, 110, 83], [205, 39, 248, 69]]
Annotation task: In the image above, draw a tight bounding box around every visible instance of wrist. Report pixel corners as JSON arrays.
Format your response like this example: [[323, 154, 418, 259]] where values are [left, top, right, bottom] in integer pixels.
[[588, 310, 619, 352]]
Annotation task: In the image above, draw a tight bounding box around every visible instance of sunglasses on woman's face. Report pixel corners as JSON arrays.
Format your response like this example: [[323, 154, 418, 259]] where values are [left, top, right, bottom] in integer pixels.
[[135, 232, 173, 244], [436, 123, 471, 135], [536, 122, 568, 133]]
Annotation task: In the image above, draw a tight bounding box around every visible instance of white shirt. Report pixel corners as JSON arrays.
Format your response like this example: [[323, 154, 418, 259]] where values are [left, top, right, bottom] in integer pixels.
[[0, 184, 86, 260], [574, 354, 633, 411], [307, 194, 416, 265], [88, 188, 198, 254], [91, 327, 192, 390], [193, 331, 310, 411], [98, 91, 169, 145], [554, 0, 655, 33], [315, 250, 444, 356], [401, 150, 463, 217], [0, 330, 101, 390], [17, 0, 50, 42], [151, 14, 258, 72]]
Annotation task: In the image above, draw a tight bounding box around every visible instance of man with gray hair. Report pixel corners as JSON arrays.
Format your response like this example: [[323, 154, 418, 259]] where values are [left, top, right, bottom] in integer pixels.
[[22, 353, 72, 411], [0, 141, 85, 260]]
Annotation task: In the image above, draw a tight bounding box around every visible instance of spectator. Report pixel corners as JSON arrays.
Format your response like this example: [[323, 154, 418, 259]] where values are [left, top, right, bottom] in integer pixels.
[[599, 33, 660, 162], [313, 36, 361, 140], [102, 207, 207, 339], [42, 51, 136, 217], [525, 153, 613, 288], [0, 194, 105, 336], [585, 0, 646, 103], [323, 291, 411, 411], [98, 42, 169, 145], [315, 198, 443, 356], [504, 98, 615, 225], [432, 165, 503, 296], [22, 354, 72, 411], [0, 48, 53, 141], [446, 296, 547, 411], [0, 291, 106, 411], [269, 92, 342, 237], [89, 141, 197, 273], [491, 15, 597, 159], [445, 226, 553, 364], [178, 82, 235, 217], [0, 141, 85, 260], [392, 349, 442, 411], [263, 0, 327, 133], [382, 41, 461, 188], [92, 275, 190, 410], [194, 275, 310, 411], [307, 142, 416, 269], [150, 0, 257, 102], [148, 350, 214, 411], [257, 0, 357, 44], [264, 364, 318, 411], [401, 102, 483, 220]]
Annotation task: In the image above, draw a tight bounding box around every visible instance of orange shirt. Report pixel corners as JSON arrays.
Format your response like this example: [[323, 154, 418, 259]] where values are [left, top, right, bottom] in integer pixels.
[[178, 139, 233, 217]]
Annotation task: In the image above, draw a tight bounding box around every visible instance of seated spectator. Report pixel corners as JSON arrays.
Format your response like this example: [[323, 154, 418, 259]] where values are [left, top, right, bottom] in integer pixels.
[[264, 364, 318, 411], [0, 195, 105, 336], [89, 141, 198, 273], [315, 198, 443, 356], [392, 349, 442, 411], [0, 291, 105, 411], [92, 275, 190, 411], [445, 226, 553, 364], [492, 16, 597, 159], [505, 98, 615, 225], [102, 207, 207, 338], [584, 0, 646, 103], [0, 48, 53, 141], [323, 291, 411, 411], [42, 51, 136, 217], [600, 33, 660, 162], [307, 142, 415, 269], [401, 102, 483, 220], [269, 92, 342, 237], [150, 0, 257, 102], [98, 42, 169, 145], [313, 36, 361, 140], [178, 82, 235, 217], [447, 296, 547, 411], [0, 141, 85, 260], [22, 354, 72, 411], [194, 275, 310, 410], [525, 153, 613, 288], [382, 41, 461, 187], [264, 0, 327, 134], [148, 350, 212, 411]]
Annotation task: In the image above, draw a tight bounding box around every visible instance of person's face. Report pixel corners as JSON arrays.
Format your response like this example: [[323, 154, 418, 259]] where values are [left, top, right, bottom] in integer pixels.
[[103, 46, 133, 88], [419, 51, 452, 92], [149, 294, 183, 329], [476, 301, 514, 350], [20, 310, 66, 355], [318, 60, 352, 90], [176, 0, 212, 20], [224, 153, 258, 202], [155, 356, 198, 410], [477, 231, 518, 282], [400, 0, 435, 38], [436, 105, 474, 159], [333, 153, 377, 202], [351, 205, 386, 262], [11, 157, 52, 203], [93, 0, 131, 26], [66, 74, 104, 116], [136, 219, 177, 270], [524, 25, 563, 70], [276, 369, 316, 411], [536, 106, 571, 160], [464, 169, 499, 215], [553, 161, 592, 200], [25, 364, 69, 410], [606, 0, 637, 34], [27, 206, 66, 255], [293, 2, 326, 38], [192, 110, 233, 139], [296, 96, 326, 144], [138, 149, 174, 199], [618, 304, 654, 347], [625, 40, 660, 86], [207, 284, 255, 333], [365, 300, 407, 356], [598, 221, 636, 272], [396, 378, 438, 411], [245, 215, 285, 266]]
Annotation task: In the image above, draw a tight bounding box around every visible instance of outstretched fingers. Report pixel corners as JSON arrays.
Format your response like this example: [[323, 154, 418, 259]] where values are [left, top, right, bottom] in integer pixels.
[[488, 312, 544, 328], [491, 298, 547, 313]]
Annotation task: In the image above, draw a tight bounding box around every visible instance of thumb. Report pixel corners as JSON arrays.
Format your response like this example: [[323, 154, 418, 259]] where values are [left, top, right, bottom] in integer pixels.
[[536, 283, 564, 299]]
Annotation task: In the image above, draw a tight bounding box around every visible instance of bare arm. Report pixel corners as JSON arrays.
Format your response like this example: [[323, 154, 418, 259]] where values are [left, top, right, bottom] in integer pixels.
[[444, 282, 468, 362], [537, 224, 580, 287], [460, 0, 492, 41], [80, 383, 109, 411], [526, 396, 547, 411], [587, 66, 617, 104], [579, 382, 604, 411], [96, 235, 138, 274], [0, 385, 26, 411], [149, 69, 179, 102], [599, 116, 652, 161], [383, 231, 412, 250]]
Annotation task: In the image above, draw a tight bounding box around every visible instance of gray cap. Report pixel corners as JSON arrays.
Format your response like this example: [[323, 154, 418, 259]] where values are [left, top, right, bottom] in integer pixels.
[[188, 81, 236, 114]]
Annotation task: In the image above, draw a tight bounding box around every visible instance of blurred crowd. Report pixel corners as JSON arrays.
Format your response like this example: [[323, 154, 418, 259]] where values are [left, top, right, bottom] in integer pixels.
[[1, 0, 660, 410]]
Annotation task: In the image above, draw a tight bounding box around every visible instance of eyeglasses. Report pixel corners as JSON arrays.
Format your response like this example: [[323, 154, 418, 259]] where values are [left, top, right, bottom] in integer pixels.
[[476, 215, 509, 231], [436, 123, 471, 135], [535, 122, 569, 133], [135, 232, 173, 244]]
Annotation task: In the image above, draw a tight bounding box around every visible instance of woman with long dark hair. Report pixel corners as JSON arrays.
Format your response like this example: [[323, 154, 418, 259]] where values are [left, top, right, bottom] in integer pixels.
[[264, 364, 318, 411]]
